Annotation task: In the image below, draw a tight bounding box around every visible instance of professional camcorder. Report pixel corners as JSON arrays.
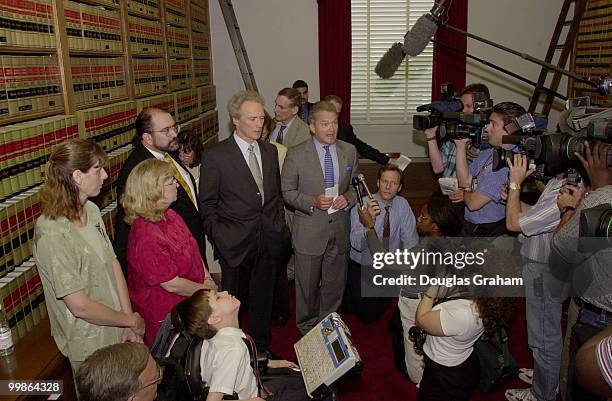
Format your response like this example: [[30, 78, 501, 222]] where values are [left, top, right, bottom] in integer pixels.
[[493, 110, 611, 180], [413, 91, 493, 148], [578, 204, 612, 252]]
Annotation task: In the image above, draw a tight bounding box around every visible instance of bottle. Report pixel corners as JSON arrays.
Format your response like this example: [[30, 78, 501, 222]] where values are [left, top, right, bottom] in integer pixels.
[[0, 304, 15, 357]]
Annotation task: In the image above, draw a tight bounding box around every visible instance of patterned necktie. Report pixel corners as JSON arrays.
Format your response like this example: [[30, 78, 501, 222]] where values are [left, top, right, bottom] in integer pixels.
[[323, 145, 335, 188], [248, 144, 264, 205], [242, 334, 272, 397], [163, 153, 196, 205], [383, 205, 391, 249], [276, 124, 286, 144]]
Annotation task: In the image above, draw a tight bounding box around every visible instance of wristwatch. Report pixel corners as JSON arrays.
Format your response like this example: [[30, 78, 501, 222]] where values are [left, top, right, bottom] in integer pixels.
[[508, 182, 520, 191]]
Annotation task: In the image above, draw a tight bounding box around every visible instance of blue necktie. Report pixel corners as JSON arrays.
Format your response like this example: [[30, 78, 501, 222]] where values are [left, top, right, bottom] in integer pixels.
[[323, 145, 335, 188]]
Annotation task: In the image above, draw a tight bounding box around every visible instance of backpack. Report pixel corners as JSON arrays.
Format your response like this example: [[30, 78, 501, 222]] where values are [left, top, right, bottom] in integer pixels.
[[149, 315, 208, 401], [473, 324, 519, 394]]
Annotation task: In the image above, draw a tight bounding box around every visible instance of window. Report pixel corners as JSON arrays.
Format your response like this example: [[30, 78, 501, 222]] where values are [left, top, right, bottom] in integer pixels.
[[351, 0, 434, 125]]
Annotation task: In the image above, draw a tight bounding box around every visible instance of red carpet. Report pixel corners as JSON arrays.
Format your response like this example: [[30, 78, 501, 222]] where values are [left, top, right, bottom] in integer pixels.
[[266, 285, 535, 401]]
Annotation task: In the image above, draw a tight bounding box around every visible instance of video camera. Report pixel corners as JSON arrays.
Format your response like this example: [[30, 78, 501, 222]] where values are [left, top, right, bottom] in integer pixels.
[[413, 90, 492, 148], [492, 111, 611, 181], [578, 204, 612, 252]]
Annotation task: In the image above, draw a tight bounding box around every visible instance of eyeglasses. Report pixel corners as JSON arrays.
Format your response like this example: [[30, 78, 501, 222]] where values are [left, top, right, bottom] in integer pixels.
[[152, 124, 181, 136], [132, 365, 163, 396], [164, 177, 178, 187]]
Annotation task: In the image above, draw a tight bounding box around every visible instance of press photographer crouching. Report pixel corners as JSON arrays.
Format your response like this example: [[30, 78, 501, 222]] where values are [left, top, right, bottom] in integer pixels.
[[414, 268, 515, 401], [455, 102, 527, 237]]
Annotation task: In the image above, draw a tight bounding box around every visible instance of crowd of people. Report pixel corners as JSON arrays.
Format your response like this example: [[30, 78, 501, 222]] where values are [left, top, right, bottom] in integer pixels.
[[31, 79, 611, 401]]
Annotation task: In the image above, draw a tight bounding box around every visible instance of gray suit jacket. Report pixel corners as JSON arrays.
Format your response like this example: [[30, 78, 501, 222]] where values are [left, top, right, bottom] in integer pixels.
[[282, 117, 311, 149], [281, 138, 359, 255]]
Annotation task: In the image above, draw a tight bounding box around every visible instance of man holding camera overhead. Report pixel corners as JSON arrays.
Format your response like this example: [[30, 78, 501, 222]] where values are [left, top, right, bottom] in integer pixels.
[[455, 102, 526, 237]]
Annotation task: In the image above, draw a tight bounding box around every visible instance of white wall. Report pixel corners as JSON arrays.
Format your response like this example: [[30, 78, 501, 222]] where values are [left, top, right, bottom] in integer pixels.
[[211, 1, 567, 155], [210, 0, 319, 139]]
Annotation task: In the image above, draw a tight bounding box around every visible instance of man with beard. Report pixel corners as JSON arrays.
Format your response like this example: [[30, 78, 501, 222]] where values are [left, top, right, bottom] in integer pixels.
[[113, 107, 203, 275]]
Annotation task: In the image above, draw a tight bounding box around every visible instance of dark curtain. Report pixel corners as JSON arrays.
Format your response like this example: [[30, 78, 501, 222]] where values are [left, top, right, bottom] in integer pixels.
[[431, 0, 468, 100], [317, 0, 352, 123]]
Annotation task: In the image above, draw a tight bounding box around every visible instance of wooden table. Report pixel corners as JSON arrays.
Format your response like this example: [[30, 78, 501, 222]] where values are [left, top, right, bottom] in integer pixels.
[[0, 320, 76, 401]]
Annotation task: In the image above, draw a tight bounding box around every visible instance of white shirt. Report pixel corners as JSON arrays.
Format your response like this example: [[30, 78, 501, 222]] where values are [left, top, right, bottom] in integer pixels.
[[200, 327, 258, 399], [145, 145, 198, 210], [423, 299, 483, 367], [233, 133, 263, 177]]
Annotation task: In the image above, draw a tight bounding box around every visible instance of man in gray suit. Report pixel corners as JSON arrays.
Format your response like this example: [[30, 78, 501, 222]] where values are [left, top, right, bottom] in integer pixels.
[[271, 88, 311, 149], [281, 100, 359, 334]]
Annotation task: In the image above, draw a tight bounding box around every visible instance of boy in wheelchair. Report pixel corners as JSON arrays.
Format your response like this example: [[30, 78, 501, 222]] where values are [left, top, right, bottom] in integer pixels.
[[173, 289, 319, 401]]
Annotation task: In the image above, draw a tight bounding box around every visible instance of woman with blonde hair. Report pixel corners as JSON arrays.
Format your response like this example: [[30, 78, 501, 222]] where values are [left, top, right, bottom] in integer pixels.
[[33, 138, 145, 372], [123, 158, 216, 345]]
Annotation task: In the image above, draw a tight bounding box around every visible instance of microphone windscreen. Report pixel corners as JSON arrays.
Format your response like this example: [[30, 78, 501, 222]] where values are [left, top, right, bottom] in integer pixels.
[[404, 14, 438, 57], [375, 42, 406, 79]]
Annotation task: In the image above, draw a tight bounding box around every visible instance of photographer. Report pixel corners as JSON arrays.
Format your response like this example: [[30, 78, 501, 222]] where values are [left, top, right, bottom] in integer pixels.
[[424, 83, 490, 181], [415, 275, 515, 401], [455, 102, 527, 237], [503, 153, 569, 401], [551, 141, 612, 401]]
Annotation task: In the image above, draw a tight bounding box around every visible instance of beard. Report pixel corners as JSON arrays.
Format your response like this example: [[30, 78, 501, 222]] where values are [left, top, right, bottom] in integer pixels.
[[161, 138, 179, 152]]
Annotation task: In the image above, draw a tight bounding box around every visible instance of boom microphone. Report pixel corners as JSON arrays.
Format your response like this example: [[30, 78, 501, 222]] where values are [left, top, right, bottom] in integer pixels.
[[404, 13, 439, 57], [375, 0, 446, 79], [357, 174, 374, 199], [375, 42, 406, 80]]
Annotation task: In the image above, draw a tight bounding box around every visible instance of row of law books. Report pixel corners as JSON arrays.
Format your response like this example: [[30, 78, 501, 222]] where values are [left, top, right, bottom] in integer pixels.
[[199, 85, 216, 114], [70, 57, 127, 107], [0, 0, 55, 48], [133, 58, 168, 97], [127, 0, 160, 20], [77, 100, 137, 153], [0, 186, 42, 278], [169, 58, 193, 91], [191, 29, 210, 59], [0, 115, 79, 201], [0, 54, 63, 120], [194, 59, 212, 86], [190, 2, 208, 33], [0, 258, 47, 344], [166, 25, 191, 58], [97, 146, 133, 210], [180, 109, 218, 144], [128, 14, 165, 56], [165, 0, 188, 27], [64, 0, 123, 53]]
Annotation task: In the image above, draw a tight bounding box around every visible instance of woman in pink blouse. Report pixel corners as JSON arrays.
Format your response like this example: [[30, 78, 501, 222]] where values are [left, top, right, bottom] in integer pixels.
[[122, 159, 216, 344]]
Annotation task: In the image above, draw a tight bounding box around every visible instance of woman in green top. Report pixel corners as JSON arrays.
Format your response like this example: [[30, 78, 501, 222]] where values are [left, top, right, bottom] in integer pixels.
[[33, 138, 145, 371]]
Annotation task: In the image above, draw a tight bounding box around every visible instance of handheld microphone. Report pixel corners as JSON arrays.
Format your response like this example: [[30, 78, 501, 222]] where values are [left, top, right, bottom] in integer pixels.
[[351, 177, 364, 208], [357, 174, 374, 199]]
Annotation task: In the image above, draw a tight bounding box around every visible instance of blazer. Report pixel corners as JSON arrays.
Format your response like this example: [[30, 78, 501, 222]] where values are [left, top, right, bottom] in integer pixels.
[[281, 138, 359, 255], [337, 122, 390, 165], [282, 116, 312, 149], [199, 136, 286, 268], [113, 143, 204, 275]]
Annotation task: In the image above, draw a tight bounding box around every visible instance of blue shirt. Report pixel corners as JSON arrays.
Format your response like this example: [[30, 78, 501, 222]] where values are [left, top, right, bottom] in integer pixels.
[[465, 147, 508, 224], [350, 193, 418, 265], [313, 138, 340, 188]]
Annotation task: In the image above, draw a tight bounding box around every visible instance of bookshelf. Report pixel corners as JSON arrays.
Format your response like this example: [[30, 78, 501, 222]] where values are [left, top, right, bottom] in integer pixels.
[[0, 0, 218, 349], [569, 0, 612, 107]]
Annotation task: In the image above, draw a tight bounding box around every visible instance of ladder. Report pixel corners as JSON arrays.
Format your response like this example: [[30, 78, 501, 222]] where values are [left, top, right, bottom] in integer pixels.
[[528, 0, 588, 117], [218, 0, 258, 91]]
